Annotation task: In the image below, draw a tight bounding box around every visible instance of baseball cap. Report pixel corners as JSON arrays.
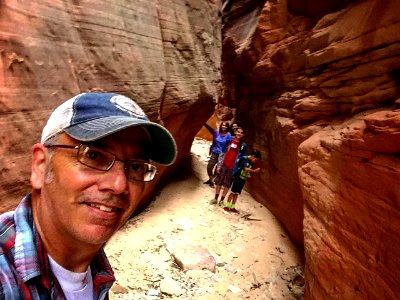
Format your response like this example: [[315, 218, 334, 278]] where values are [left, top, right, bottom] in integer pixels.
[[41, 92, 177, 165]]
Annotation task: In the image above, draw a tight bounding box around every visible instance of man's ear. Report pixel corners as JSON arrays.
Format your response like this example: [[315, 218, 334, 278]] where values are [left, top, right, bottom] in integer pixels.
[[31, 144, 48, 189]]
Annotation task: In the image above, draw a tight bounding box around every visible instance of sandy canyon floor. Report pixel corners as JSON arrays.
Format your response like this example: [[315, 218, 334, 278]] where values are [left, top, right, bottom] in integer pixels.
[[105, 138, 304, 299]]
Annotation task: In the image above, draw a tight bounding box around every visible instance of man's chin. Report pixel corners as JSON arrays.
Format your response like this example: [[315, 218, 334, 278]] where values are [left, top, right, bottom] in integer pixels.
[[79, 225, 119, 246]]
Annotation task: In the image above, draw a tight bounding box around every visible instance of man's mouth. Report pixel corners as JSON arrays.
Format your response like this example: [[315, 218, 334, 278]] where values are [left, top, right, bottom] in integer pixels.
[[88, 203, 119, 212]]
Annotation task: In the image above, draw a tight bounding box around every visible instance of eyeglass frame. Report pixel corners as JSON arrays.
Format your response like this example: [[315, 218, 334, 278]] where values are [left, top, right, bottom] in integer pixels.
[[45, 144, 158, 182]]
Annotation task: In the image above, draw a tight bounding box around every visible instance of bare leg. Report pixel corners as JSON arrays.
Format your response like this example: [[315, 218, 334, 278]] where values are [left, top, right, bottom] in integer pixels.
[[221, 186, 229, 197], [226, 193, 234, 205], [231, 194, 239, 205], [209, 184, 222, 204], [216, 184, 222, 195]]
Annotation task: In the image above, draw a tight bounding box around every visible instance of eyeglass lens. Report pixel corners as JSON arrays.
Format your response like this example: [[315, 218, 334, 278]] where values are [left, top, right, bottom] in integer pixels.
[[78, 145, 157, 182]]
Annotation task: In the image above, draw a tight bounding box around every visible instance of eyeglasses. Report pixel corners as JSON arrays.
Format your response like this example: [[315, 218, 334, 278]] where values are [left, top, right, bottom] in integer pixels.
[[45, 144, 158, 182]]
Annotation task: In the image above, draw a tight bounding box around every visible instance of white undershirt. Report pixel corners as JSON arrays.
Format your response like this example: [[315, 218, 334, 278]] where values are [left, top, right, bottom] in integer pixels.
[[48, 255, 95, 300]]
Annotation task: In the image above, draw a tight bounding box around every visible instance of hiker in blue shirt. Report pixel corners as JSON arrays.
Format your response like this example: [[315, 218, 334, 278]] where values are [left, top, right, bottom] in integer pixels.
[[203, 121, 232, 188]]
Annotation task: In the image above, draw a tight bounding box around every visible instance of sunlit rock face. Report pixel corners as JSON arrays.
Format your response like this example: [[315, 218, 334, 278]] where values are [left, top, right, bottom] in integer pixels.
[[0, 1, 220, 212], [220, 0, 400, 298]]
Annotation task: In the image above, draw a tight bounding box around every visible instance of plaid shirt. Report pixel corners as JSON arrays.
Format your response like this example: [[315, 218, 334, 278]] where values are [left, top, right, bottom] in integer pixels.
[[0, 194, 115, 299]]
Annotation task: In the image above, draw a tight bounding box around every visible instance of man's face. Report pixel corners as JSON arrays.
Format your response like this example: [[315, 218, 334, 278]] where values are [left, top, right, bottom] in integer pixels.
[[235, 128, 244, 139], [32, 127, 150, 248], [249, 155, 258, 163]]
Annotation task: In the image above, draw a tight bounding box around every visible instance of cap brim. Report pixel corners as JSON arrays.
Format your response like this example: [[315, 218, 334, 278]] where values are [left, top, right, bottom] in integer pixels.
[[65, 116, 177, 166]]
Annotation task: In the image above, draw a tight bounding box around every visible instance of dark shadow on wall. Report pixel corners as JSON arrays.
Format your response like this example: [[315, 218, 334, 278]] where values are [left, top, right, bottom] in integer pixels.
[[288, 0, 356, 23]]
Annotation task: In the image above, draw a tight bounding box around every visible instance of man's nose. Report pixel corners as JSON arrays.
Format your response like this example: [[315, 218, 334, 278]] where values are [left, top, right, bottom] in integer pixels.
[[101, 160, 129, 194]]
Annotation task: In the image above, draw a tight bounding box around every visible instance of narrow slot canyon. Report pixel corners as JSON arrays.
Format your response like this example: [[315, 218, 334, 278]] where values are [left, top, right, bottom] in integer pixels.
[[0, 0, 399, 299]]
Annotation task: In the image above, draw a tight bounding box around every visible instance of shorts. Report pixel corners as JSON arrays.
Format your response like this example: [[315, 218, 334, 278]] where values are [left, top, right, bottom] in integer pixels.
[[214, 165, 233, 188], [230, 178, 246, 194]]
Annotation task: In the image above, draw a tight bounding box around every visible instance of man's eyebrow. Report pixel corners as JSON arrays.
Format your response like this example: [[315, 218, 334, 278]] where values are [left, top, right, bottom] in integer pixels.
[[85, 141, 107, 148], [90, 141, 150, 159]]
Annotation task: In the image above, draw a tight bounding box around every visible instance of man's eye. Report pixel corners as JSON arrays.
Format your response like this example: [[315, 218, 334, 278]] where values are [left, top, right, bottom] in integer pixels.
[[129, 162, 145, 172], [84, 149, 106, 161]]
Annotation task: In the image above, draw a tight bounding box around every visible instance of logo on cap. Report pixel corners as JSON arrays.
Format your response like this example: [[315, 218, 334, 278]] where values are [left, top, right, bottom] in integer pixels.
[[110, 95, 146, 118]]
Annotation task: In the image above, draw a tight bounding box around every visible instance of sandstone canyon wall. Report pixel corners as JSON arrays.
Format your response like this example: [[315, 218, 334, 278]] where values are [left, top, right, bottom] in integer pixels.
[[0, 0, 221, 212], [220, 0, 399, 298]]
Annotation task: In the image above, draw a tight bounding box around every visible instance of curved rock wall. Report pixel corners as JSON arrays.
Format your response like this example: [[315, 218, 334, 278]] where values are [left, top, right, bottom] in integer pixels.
[[220, 0, 400, 297], [0, 0, 221, 212]]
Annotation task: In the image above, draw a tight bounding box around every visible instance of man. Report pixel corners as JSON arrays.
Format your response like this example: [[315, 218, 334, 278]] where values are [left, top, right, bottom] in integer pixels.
[[0, 92, 177, 299], [224, 150, 261, 214], [213, 127, 246, 205], [229, 122, 238, 136]]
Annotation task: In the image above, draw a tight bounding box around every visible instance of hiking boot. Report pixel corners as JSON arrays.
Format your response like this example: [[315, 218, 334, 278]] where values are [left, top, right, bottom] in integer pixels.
[[223, 207, 230, 212], [218, 201, 224, 207], [209, 199, 218, 205], [230, 208, 240, 214], [203, 179, 211, 184], [209, 182, 215, 188]]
